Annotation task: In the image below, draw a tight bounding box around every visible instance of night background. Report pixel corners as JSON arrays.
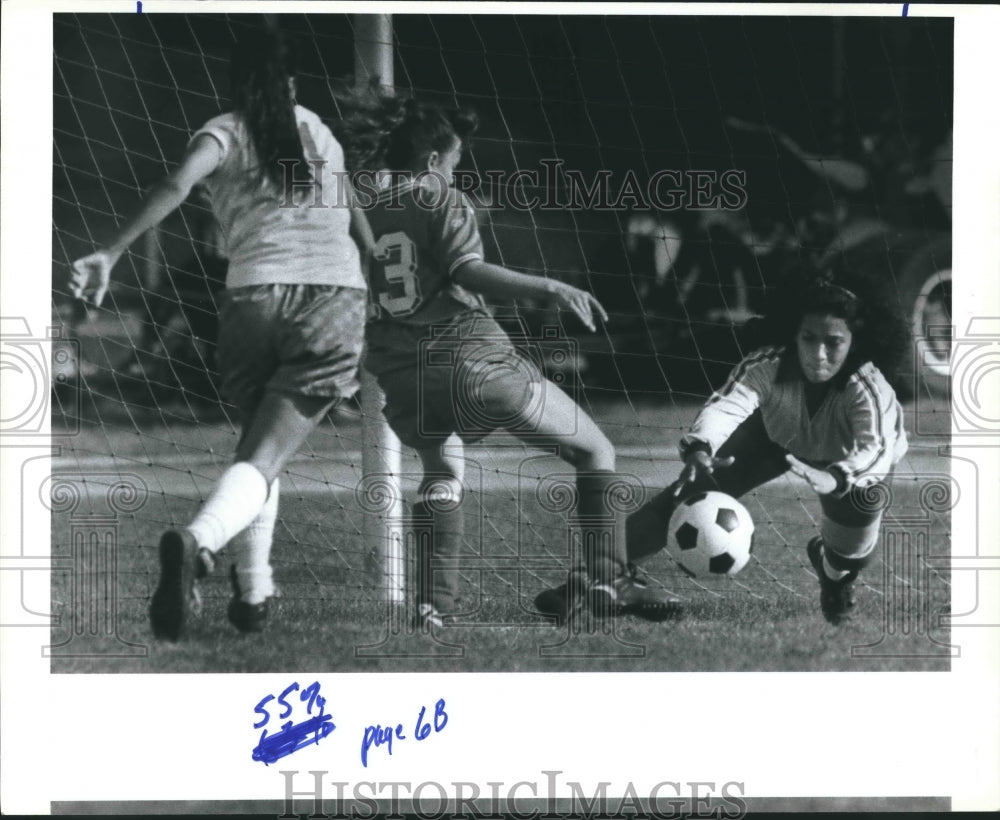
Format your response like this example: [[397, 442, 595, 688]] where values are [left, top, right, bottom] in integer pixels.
[[42, 11, 958, 683], [53, 12, 953, 404]]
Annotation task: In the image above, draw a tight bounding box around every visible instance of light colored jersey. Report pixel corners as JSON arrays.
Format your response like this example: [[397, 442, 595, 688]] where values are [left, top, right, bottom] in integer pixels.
[[365, 177, 486, 326], [681, 346, 908, 494], [191, 105, 364, 290]]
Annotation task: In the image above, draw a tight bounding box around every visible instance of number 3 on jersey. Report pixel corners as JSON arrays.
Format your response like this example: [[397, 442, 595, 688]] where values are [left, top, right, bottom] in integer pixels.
[[372, 232, 421, 318]]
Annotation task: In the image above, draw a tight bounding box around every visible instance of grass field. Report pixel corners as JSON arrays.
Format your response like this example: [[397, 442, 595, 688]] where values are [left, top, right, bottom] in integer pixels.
[[49, 396, 953, 674]]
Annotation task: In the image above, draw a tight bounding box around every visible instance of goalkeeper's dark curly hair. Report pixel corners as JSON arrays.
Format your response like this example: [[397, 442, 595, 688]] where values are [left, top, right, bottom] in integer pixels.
[[745, 262, 911, 386], [229, 27, 309, 191], [331, 82, 479, 175]]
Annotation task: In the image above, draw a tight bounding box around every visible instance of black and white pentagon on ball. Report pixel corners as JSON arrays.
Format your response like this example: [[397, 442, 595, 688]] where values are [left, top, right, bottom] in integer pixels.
[[665, 491, 755, 577]]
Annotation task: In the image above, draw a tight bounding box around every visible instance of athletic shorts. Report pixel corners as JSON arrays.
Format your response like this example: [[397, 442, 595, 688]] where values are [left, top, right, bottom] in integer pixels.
[[365, 311, 542, 447], [216, 284, 366, 420]]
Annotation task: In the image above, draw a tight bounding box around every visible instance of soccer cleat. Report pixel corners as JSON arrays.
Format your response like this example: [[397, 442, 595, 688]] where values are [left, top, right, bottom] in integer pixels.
[[609, 567, 684, 622], [587, 582, 619, 621], [150, 529, 210, 641], [413, 603, 445, 630], [227, 565, 272, 634], [533, 567, 589, 624], [538, 565, 682, 623], [807, 537, 857, 624], [588, 566, 683, 622]]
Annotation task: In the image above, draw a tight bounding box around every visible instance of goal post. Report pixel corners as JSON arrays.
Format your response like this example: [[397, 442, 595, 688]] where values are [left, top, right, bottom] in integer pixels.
[[353, 13, 406, 606]]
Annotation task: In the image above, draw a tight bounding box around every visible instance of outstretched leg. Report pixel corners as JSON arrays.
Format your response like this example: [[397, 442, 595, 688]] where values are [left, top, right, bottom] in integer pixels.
[[489, 377, 678, 621]]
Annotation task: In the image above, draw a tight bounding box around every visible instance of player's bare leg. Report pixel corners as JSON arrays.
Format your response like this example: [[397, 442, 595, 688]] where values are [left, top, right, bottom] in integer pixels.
[[412, 436, 466, 629], [492, 379, 680, 622]]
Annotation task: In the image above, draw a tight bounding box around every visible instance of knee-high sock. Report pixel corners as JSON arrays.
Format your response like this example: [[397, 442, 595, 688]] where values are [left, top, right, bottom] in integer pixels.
[[413, 485, 463, 613], [577, 471, 628, 587], [819, 514, 880, 579], [187, 462, 269, 554], [229, 478, 279, 604]]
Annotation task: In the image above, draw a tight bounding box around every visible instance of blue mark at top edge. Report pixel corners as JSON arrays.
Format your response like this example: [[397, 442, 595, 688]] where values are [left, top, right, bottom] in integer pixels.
[[902, 3, 909, 16], [137, 1, 143, 13]]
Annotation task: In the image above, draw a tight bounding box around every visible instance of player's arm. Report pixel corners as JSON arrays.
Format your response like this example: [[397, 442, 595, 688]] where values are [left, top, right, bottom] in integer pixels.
[[673, 351, 777, 494], [345, 176, 375, 278], [342, 172, 374, 252], [70, 134, 223, 306], [787, 373, 901, 496], [453, 259, 608, 332], [825, 374, 898, 496], [684, 351, 775, 451]]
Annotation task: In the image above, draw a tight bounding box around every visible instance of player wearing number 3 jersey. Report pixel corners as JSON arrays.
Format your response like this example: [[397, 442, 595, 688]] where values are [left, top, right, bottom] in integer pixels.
[[338, 94, 680, 627], [69, 29, 374, 640], [364, 178, 504, 443]]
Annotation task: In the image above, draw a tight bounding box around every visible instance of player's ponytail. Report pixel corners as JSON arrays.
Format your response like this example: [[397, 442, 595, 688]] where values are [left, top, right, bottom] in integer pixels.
[[334, 82, 479, 176], [230, 27, 310, 193], [330, 83, 408, 174]]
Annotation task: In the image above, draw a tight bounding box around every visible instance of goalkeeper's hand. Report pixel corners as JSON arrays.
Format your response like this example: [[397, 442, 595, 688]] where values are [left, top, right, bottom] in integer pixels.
[[785, 454, 838, 495], [70, 248, 120, 307], [673, 449, 735, 497]]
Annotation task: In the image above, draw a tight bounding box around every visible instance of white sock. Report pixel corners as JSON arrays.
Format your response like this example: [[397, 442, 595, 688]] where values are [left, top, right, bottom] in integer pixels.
[[230, 479, 279, 605], [187, 462, 269, 554], [822, 551, 850, 581]]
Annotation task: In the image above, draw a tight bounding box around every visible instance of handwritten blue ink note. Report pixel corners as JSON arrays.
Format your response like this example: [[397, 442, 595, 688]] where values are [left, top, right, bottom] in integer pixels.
[[252, 681, 335, 765], [361, 698, 449, 767]]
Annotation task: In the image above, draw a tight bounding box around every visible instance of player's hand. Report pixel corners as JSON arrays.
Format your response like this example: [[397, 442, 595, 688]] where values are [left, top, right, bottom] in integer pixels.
[[551, 282, 608, 332], [70, 249, 119, 307], [785, 454, 837, 495], [673, 450, 735, 496]]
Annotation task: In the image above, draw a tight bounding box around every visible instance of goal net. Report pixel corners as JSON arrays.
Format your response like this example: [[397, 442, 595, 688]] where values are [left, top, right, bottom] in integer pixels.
[[51, 12, 953, 638]]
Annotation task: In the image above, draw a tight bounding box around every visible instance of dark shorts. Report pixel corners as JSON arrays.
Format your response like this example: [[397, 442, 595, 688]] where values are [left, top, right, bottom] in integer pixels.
[[216, 284, 366, 420], [365, 312, 541, 447]]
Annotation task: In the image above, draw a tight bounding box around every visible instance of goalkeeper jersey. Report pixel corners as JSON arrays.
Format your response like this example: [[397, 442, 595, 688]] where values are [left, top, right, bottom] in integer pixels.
[[364, 177, 487, 327], [680, 346, 909, 494], [191, 105, 364, 291]]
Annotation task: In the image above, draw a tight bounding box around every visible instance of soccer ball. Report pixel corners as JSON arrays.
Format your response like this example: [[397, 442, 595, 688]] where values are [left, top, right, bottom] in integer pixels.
[[665, 491, 755, 577]]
